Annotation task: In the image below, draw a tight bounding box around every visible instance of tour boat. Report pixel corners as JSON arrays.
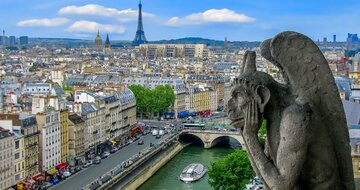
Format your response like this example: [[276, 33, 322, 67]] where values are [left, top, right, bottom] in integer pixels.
[[179, 163, 207, 183]]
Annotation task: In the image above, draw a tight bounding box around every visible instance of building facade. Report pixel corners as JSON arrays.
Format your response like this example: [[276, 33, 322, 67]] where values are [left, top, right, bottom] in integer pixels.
[[36, 111, 61, 171], [0, 127, 15, 190], [60, 109, 69, 163], [139, 44, 209, 59], [68, 113, 85, 162], [13, 132, 25, 184]]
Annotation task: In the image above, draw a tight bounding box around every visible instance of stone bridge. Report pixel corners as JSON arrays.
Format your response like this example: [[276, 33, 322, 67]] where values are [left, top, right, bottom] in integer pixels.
[[179, 129, 245, 149]]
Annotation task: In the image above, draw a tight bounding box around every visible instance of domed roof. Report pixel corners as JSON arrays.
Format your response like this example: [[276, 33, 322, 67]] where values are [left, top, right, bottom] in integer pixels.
[[95, 30, 102, 41]]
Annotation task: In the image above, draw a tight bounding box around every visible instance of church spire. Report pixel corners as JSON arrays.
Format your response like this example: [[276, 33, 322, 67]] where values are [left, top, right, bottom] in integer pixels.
[[105, 34, 110, 47]]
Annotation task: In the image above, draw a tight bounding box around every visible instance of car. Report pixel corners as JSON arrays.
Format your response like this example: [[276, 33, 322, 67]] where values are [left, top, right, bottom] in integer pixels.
[[156, 134, 161, 139], [138, 140, 144, 145], [152, 129, 159, 136], [103, 151, 110, 157], [63, 171, 71, 177], [41, 182, 53, 190], [110, 147, 118, 154], [94, 156, 101, 164], [82, 160, 93, 168], [75, 166, 82, 172], [50, 178, 60, 185]]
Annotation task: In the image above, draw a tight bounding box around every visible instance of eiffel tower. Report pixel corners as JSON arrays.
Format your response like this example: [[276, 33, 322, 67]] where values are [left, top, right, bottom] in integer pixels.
[[132, 0, 147, 46]]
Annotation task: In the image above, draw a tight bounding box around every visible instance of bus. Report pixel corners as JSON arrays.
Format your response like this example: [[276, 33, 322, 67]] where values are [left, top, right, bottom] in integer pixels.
[[182, 123, 206, 129]]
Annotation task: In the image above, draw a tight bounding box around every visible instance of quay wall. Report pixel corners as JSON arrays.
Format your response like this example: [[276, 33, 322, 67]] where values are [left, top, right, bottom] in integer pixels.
[[122, 142, 186, 190]]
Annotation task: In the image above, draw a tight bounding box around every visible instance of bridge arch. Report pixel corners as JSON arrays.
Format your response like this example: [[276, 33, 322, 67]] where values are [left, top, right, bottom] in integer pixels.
[[178, 133, 205, 147], [179, 130, 245, 149], [210, 135, 243, 149]]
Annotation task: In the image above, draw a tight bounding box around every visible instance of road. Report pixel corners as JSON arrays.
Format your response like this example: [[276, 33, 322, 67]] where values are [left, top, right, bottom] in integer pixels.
[[52, 133, 172, 190]]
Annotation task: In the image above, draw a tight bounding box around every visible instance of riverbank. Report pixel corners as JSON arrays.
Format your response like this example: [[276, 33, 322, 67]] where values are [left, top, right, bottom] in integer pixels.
[[120, 142, 189, 190]]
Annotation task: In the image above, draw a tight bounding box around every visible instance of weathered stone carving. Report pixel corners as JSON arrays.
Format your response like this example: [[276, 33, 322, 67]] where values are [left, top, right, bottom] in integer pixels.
[[228, 31, 355, 189]]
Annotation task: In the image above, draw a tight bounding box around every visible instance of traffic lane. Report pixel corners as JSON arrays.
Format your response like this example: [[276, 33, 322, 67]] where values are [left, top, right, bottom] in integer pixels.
[[54, 134, 161, 190]]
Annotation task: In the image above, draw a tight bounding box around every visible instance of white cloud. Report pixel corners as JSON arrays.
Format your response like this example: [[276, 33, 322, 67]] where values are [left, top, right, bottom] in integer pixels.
[[67, 20, 126, 34], [58, 4, 154, 22], [166, 9, 255, 26], [17, 18, 69, 27]]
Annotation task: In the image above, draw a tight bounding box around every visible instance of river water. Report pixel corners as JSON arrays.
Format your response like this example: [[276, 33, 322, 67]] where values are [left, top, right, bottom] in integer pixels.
[[138, 143, 237, 190]]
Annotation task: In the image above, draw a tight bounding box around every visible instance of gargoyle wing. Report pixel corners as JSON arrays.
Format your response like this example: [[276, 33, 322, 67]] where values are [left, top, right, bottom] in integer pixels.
[[261, 31, 354, 189]]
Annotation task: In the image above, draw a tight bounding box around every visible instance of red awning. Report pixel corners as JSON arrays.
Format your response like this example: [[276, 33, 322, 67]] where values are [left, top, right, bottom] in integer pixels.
[[131, 127, 137, 134], [32, 173, 44, 181], [55, 163, 67, 170]]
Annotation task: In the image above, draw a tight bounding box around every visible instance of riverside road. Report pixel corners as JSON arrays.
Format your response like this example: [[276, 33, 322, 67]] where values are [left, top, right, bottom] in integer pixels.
[[52, 133, 171, 190], [52, 114, 227, 190]]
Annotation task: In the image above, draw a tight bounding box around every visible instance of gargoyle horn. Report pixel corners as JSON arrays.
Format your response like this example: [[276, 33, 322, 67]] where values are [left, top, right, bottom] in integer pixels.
[[242, 51, 257, 76]]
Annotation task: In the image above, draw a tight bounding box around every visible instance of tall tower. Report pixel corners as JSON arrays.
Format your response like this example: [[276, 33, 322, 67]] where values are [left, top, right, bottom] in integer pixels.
[[132, 0, 147, 46], [224, 37, 229, 50]]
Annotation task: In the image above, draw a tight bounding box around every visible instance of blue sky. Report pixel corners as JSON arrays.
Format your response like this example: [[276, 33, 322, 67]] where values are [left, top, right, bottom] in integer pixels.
[[1, 0, 360, 41]]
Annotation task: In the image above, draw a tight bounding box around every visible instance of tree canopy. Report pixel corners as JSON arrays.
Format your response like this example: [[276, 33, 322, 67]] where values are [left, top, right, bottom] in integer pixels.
[[208, 149, 254, 190], [128, 84, 175, 117]]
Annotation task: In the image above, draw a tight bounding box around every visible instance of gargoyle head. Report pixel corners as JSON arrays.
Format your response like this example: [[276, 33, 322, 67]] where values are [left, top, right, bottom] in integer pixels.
[[228, 51, 271, 130]]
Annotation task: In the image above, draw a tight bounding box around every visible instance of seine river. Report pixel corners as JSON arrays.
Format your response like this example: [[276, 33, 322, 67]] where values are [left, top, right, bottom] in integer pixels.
[[138, 142, 238, 190]]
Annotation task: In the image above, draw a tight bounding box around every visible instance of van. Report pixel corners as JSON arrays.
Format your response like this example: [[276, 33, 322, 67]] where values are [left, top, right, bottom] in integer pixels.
[[152, 129, 158, 136], [159, 129, 165, 136]]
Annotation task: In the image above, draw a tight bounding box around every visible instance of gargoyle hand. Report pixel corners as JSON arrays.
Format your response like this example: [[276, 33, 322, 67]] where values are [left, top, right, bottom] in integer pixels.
[[244, 100, 261, 135]]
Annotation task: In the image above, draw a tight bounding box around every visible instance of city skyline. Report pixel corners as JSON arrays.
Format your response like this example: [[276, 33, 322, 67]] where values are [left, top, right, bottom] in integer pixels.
[[1, 0, 360, 41]]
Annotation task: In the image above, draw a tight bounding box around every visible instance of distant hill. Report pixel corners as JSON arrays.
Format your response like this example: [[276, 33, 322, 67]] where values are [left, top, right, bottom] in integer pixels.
[[150, 37, 261, 48], [29, 38, 92, 47]]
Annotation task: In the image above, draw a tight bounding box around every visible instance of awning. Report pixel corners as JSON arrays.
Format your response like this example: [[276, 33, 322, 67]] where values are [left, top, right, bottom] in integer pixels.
[[47, 168, 58, 175], [55, 163, 67, 170], [25, 179, 36, 184], [32, 173, 44, 181]]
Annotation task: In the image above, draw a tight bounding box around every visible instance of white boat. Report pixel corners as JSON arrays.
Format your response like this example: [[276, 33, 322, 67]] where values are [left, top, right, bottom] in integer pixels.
[[179, 163, 207, 183]]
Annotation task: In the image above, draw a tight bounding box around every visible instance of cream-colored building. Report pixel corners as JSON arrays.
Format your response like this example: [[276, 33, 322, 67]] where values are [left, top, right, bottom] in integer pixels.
[[36, 110, 61, 171], [13, 132, 25, 184], [0, 127, 15, 190], [51, 70, 65, 87], [60, 109, 69, 163], [0, 114, 40, 178], [115, 87, 137, 136], [139, 44, 209, 59], [68, 113, 85, 160], [73, 102, 106, 153]]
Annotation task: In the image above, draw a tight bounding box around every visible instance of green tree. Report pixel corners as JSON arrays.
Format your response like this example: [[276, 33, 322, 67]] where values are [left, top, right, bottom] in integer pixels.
[[129, 85, 147, 118], [258, 119, 267, 147], [208, 149, 254, 190], [129, 84, 175, 119], [153, 85, 176, 116]]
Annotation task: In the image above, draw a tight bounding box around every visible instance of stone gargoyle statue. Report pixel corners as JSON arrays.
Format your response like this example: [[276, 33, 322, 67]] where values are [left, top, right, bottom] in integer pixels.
[[228, 31, 355, 189]]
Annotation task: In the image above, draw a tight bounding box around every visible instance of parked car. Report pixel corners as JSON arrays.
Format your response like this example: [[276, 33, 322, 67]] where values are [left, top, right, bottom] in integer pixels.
[[110, 147, 118, 154], [152, 129, 159, 136], [138, 140, 144, 145], [156, 134, 161, 139], [50, 178, 60, 185], [63, 171, 71, 177], [75, 166, 82, 172], [82, 160, 93, 168], [41, 182, 53, 190], [159, 129, 165, 136], [103, 151, 110, 157], [94, 156, 101, 164]]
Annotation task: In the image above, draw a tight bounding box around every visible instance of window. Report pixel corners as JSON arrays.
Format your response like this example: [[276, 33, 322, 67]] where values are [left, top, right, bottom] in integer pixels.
[[15, 153, 20, 160], [15, 141, 19, 149]]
